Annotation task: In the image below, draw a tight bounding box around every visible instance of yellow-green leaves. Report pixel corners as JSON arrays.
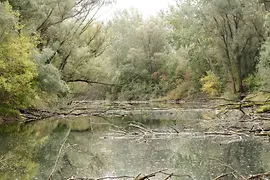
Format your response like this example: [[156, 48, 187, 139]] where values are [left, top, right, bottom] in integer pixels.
[[0, 34, 37, 108], [200, 71, 221, 97], [3, 1, 20, 17], [0, 2, 39, 109]]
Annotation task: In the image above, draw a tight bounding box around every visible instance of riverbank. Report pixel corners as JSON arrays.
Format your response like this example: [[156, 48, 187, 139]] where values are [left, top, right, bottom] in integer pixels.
[[12, 97, 269, 138], [1, 91, 270, 125], [0, 107, 22, 124]]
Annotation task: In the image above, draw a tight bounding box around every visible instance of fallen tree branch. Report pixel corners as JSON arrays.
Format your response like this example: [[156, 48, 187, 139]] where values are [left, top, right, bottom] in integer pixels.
[[205, 132, 233, 136], [159, 171, 194, 179], [213, 172, 232, 180], [67, 169, 194, 180], [48, 129, 71, 180], [136, 169, 194, 180], [67, 79, 122, 86], [205, 130, 252, 137], [96, 175, 134, 180], [68, 175, 135, 180], [127, 123, 152, 134], [245, 172, 270, 179], [164, 173, 173, 180]]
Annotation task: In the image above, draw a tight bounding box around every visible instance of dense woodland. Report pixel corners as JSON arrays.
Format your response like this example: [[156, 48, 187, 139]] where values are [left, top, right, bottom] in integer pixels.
[[1, 0, 270, 113]]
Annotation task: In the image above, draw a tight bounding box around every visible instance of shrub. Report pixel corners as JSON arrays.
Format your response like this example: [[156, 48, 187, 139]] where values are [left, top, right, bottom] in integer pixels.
[[0, 2, 38, 109], [167, 81, 196, 100], [256, 104, 270, 113], [243, 75, 261, 92], [0, 34, 37, 109], [200, 71, 221, 97]]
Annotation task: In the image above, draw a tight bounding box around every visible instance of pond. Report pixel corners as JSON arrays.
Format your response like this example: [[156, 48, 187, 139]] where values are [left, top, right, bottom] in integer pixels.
[[0, 103, 270, 180]]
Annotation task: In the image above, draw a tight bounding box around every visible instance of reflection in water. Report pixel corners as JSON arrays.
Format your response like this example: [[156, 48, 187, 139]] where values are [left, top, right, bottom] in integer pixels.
[[0, 108, 270, 179]]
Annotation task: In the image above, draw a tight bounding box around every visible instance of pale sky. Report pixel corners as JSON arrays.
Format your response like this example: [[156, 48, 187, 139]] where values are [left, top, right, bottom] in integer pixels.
[[98, 0, 175, 21]]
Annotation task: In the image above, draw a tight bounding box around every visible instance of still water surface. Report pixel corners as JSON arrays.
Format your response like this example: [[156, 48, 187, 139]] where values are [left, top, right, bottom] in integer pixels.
[[0, 104, 270, 179]]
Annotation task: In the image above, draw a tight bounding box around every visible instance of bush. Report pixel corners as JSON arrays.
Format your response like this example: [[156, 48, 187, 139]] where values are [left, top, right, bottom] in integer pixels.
[[258, 38, 270, 90], [36, 63, 69, 97], [0, 107, 20, 117], [0, 34, 37, 109], [200, 71, 221, 97], [256, 104, 270, 113], [0, 2, 38, 109], [243, 75, 261, 92], [166, 80, 198, 100], [0, 107, 21, 123]]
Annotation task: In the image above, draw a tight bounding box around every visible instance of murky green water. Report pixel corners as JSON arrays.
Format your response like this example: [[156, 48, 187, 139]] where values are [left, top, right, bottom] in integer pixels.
[[0, 105, 270, 179]]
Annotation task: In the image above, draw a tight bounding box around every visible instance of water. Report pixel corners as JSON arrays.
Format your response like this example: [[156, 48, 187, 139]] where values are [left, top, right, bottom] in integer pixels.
[[0, 104, 270, 180]]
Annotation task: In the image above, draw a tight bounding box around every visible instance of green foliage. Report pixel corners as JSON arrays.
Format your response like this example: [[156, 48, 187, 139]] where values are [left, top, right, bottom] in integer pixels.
[[167, 81, 193, 100], [0, 34, 37, 108], [0, 0, 114, 108], [0, 107, 21, 124], [222, 91, 240, 101], [168, 0, 266, 94], [0, 2, 38, 109], [200, 71, 222, 97], [37, 63, 69, 97], [0, 0, 269, 106], [105, 10, 179, 100], [258, 38, 270, 90], [256, 104, 270, 113], [243, 75, 261, 92]]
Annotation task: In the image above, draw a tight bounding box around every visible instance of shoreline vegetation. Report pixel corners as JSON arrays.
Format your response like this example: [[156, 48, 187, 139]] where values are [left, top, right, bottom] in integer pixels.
[[1, 91, 270, 124], [1, 0, 270, 124]]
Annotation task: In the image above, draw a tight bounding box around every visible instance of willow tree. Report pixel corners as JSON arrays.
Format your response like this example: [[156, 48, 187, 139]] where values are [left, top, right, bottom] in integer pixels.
[[169, 0, 266, 94], [104, 9, 175, 99], [7, 0, 113, 83]]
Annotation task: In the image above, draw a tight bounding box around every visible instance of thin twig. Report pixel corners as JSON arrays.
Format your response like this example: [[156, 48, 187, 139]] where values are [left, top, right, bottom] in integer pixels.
[[164, 173, 173, 180], [137, 169, 168, 180], [159, 171, 194, 179], [213, 172, 232, 180], [211, 158, 245, 179]]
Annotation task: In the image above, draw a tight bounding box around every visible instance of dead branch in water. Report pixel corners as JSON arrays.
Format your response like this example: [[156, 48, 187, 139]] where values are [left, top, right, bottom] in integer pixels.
[[48, 129, 71, 180], [67, 169, 270, 180], [214, 171, 270, 180], [213, 172, 233, 180], [245, 172, 270, 179], [205, 130, 250, 137], [103, 120, 180, 140], [67, 169, 194, 180], [68, 175, 134, 180]]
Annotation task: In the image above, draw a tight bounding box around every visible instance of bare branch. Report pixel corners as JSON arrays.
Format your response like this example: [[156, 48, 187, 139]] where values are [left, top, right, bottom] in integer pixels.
[[36, 7, 55, 32], [67, 79, 122, 86]]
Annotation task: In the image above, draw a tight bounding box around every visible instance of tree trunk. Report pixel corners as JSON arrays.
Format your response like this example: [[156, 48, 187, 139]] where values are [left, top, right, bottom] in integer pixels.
[[221, 35, 237, 94], [236, 54, 244, 93], [229, 69, 237, 94], [59, 50, 71, 71]]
